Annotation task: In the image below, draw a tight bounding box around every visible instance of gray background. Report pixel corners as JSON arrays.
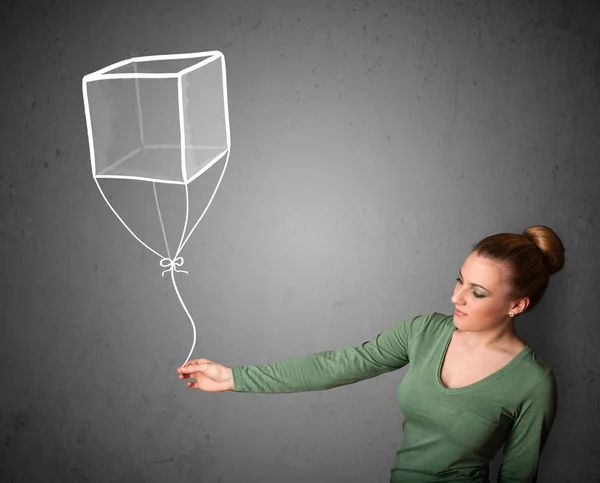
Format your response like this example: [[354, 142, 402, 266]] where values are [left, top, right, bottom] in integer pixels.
[[1, 0, 599, 482]]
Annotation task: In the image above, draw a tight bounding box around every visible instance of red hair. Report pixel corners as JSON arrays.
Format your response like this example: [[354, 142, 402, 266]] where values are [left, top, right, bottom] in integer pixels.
[[472, 225, 565, 313]]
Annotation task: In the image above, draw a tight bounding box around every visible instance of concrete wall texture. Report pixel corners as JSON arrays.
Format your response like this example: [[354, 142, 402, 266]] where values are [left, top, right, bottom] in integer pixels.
[[1, 0, 599, 482]]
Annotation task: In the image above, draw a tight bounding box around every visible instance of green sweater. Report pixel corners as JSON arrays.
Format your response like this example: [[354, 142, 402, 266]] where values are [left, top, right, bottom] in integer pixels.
[[231, 312, 557, 483]]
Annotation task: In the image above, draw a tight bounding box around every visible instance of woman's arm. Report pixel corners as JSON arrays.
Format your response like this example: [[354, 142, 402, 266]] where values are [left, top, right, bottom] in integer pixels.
[[230, 314, 424, 393], [497, 370, 558, 482]]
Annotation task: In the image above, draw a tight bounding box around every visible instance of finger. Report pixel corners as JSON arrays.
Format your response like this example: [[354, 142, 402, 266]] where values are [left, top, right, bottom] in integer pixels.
[[180, 363, 207, 374], [178, 361, 198, 373], [187, 381, 199, 389]]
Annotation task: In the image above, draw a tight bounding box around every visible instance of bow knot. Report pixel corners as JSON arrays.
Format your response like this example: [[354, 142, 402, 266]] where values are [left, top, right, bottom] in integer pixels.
[[160, 256, 188, 277]]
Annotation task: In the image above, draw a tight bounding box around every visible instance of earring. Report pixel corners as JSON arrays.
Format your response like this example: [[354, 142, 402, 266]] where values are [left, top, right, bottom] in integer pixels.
[[509, 312, 514, 317]]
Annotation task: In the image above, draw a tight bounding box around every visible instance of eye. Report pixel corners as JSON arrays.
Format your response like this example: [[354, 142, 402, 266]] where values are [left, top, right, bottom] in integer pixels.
[[455, 277, 485, 299]]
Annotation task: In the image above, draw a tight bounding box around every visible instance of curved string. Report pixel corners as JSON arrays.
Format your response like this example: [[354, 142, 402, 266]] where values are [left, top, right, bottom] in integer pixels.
[[93, 177, 165, 260], [153, 182, 172, 260], [178, 149, 231, 254], [162, 148, 231, 368], [169, 265, 196, 368]]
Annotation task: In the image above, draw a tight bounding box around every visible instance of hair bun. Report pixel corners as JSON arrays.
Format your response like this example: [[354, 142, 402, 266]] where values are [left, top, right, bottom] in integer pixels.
[[523, 225, 565, 275]]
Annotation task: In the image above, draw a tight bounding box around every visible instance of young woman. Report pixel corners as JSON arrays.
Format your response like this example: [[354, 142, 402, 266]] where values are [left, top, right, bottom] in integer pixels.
[[177, 225, 564, 483]]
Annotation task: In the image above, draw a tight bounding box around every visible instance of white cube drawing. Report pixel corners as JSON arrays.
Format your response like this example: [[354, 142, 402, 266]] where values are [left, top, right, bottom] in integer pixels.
[[82, 51, 230, 185]]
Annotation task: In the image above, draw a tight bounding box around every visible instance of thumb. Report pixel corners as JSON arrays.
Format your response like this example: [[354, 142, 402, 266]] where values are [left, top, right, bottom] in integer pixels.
[[185, 358, 213, 366], [179, 361, 210, 374]]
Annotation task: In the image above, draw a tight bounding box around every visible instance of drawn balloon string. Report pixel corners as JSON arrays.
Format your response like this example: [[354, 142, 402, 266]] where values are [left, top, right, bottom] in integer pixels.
[[83, 51, 231, 368]]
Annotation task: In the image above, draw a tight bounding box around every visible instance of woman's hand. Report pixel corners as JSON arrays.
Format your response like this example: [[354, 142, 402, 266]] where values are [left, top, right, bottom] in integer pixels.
[[177, 358, 235, 392]]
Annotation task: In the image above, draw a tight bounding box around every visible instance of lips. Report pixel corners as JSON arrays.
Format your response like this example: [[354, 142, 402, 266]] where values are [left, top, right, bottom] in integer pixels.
[[454, 308, 467, 316]]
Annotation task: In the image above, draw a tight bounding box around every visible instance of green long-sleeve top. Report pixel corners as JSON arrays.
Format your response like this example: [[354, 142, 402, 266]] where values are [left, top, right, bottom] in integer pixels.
[[231, 312, 557, 483]]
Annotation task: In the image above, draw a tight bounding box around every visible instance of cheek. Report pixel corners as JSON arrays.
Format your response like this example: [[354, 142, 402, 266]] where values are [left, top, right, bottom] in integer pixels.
[[467, 303, 501, 326]]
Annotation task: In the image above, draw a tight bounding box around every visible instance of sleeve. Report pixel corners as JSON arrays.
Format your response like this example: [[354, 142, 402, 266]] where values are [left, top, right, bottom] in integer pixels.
[[230, 314, 423, 394], [497, 370, 558, 483]]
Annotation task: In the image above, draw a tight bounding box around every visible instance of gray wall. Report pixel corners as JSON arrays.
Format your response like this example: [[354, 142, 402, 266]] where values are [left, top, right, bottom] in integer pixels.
[[1, 0, 599, 482]]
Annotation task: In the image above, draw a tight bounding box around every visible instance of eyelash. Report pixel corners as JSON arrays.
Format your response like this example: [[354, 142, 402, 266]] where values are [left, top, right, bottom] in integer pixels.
[[455, 277, 485, 298]]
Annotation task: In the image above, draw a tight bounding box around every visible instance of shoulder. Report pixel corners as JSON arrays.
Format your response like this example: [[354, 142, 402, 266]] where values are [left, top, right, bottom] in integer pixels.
[[398, 311, 454, 339], [518, 349, 556, 385], [513, 350, 557, 407]]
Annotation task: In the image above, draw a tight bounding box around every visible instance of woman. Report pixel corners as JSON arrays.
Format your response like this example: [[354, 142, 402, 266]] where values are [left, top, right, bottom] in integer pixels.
[[177, 225, 564, 483]]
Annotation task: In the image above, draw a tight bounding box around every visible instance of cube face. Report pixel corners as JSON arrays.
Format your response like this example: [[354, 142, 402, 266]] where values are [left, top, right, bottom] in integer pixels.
[[83, 52, 229, 185], [86, 77, 144, 178], [181, 58, 228, 184]]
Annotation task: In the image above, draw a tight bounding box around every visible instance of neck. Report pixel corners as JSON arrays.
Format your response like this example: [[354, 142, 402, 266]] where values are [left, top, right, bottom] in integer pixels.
[[457, 317, 519, 349]]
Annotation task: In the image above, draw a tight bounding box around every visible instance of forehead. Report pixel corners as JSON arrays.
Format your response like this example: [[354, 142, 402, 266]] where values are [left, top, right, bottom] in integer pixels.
[[462, 252, 510, 284]]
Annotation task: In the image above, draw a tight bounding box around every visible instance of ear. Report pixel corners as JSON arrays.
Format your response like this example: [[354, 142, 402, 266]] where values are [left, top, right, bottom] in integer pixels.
[[514, 297, 530, 315]]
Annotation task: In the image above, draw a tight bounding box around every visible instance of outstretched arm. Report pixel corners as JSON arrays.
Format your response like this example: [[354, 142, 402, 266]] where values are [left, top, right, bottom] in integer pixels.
[[230, 314, 423, 394]]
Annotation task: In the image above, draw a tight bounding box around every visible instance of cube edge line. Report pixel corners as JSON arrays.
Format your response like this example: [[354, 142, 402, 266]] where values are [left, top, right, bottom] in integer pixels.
[[82, 51, 225, 82], [81, 50, 230, 185]]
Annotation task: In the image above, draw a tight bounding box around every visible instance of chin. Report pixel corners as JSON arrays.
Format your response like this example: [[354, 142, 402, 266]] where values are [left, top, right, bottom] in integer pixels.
[[452, 314, 470, 329]]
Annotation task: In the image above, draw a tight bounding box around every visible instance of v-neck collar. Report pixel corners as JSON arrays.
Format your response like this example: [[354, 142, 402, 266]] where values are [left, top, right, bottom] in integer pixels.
[[434, 321, 531, 394]]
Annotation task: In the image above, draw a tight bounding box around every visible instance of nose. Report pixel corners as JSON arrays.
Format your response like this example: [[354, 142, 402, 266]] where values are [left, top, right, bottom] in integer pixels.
[[451, 287, 464, 305]]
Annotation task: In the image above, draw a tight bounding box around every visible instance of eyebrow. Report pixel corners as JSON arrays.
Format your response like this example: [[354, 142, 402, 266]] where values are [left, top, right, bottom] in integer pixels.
[[459, 270, 490, 292]]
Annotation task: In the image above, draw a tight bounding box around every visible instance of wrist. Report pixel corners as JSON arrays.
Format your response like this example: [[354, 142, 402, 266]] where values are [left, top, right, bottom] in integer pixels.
[[228, 367, 235, 391]]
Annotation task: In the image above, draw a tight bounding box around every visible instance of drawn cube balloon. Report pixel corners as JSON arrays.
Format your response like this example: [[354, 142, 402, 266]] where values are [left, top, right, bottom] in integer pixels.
[[82, 51, 230, 185]]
